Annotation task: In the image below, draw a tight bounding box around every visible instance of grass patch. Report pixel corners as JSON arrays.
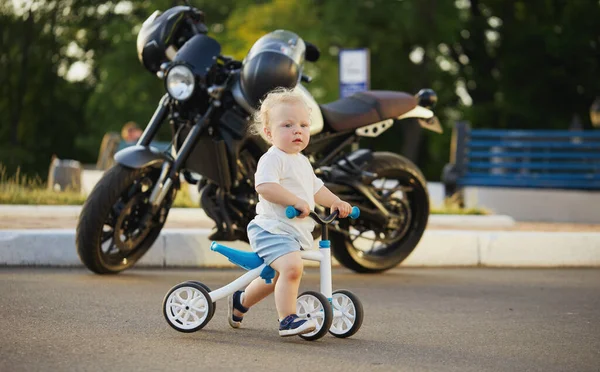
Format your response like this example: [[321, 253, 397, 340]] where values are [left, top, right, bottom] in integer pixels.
[[0, 165, 88, 205], [431, 204, 489, 215], [0, 164, 196, 207], [171, 183, 197, 208], [431, 194, 489, 215], [1, 164, 488, 214]]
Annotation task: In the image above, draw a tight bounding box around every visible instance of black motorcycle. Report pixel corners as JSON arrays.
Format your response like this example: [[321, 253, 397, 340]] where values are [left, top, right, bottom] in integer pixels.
[[76, 4, 442, 274]]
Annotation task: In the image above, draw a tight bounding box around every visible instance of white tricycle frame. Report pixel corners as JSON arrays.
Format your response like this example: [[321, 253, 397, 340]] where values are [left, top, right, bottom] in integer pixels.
[[163, 206, 364, 341]]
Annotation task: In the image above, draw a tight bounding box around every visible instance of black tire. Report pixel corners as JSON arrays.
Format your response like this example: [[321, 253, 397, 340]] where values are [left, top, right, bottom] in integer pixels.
[[185, 281, 216, 321], [76, 164, 172, 274], [163, 282, 214, 333], [330, 152, 429, 273], [329, 289, 364, 338], [296, 291, 333, 341]]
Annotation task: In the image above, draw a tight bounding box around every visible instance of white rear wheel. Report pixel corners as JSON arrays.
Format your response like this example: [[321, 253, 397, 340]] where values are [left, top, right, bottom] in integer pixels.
[[163, 282, 214, 333]]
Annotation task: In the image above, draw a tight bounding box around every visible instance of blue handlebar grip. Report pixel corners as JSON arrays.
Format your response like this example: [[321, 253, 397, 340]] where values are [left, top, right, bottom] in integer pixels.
[[285, 206, 300, 219], [350, 206, 360, 219]]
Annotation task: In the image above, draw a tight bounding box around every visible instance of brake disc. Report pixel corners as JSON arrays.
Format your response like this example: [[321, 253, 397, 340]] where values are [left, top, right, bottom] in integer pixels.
[[113, 193, 154, 252]]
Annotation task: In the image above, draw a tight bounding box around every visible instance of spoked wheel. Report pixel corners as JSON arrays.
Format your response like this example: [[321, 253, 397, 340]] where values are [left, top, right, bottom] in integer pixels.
[[330, 152, 430, 273], [185, 281, 216, 321], [329, 290, 364, 338], [296, 291, 333, 341], [76, 164, 175, 274], [163, 282, 214, 333]]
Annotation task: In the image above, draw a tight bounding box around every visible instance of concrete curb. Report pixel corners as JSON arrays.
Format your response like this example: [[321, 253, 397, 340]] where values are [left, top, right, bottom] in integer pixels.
[[0, 205, 516, 227], [1, 228, 598, 268]]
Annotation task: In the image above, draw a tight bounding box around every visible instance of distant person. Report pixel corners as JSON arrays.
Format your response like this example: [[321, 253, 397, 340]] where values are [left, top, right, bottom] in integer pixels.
[[96, 132, 121, 170], [96, 121, 142, 170], [121, 121, 142, 143]]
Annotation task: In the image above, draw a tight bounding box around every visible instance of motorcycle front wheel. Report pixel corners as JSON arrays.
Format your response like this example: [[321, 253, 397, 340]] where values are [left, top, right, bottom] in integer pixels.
[[76, 164, 175, 274], [330, 152, 429, 273]]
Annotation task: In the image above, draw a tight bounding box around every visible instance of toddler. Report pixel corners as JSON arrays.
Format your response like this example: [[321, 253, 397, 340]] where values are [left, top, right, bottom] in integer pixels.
[[228, 87, 352, 337]]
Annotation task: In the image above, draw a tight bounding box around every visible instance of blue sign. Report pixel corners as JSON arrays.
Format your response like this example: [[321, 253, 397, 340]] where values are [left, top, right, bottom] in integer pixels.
[[339, 48, 370, 98]]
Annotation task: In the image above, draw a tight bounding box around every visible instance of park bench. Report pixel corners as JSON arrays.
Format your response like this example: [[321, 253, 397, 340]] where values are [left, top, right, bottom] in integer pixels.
[[442, 121, 600, 199]]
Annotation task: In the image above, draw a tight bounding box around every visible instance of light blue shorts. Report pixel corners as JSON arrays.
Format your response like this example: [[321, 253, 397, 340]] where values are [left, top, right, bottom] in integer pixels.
[[247, 221, 301, 265]]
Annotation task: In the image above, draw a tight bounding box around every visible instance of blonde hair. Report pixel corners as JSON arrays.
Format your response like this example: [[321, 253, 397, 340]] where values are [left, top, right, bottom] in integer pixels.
[[250, 87, 311, 137]]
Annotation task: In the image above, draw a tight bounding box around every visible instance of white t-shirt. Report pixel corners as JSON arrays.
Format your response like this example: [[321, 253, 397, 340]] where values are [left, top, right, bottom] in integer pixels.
[[253, 146, 324, 249]]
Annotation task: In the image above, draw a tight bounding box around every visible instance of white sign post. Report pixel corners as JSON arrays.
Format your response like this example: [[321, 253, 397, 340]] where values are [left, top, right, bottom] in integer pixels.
[[339, 48, 370, 98]]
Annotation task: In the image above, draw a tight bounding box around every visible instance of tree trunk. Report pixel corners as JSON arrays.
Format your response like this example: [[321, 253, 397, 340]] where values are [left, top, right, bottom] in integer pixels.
[[10, 7, 34, 147]]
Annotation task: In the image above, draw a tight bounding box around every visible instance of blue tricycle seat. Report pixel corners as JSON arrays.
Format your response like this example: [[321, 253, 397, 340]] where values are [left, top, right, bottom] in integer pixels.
[[210, 242, 276, 284], [210, 242, 264, 270]]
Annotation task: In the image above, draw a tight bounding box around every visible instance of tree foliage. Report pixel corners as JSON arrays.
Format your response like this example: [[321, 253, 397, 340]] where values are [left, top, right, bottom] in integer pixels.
[[1, 0, 599, 181]]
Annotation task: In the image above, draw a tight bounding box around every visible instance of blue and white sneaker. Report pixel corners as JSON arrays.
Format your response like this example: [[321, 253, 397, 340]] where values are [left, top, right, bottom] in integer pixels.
[[278, 314, 316, 337]]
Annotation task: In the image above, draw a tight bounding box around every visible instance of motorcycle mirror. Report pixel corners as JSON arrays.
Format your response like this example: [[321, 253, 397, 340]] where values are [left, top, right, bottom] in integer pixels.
[[305, 42, 320, 62], [416, 88, 437, 109]]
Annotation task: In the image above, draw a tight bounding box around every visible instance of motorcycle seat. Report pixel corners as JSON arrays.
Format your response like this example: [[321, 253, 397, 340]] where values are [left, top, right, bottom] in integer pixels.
[[319, 91, 417, 132]]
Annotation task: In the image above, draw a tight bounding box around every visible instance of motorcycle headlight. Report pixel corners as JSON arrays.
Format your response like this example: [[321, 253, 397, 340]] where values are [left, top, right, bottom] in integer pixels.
[[166, 65, 195, 101]]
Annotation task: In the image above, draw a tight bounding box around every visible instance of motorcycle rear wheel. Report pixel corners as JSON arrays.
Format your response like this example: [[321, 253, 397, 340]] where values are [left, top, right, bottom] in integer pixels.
[[330, 152, 429, 273], [76, 164, 174, 274]]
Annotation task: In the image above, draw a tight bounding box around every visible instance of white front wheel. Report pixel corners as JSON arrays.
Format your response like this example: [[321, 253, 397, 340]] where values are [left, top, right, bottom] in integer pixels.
[[163, 282, 214, 333], [329, 289, 364, 338], [296, 291, 333, 341]]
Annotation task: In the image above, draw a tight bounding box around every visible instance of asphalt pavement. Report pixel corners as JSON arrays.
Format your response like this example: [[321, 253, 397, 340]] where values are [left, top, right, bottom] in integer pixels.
[[1, 267, 599, 372]]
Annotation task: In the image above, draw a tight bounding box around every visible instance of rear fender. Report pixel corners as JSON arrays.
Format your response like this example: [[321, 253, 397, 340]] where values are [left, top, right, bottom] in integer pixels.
[[397, 106, 443, 133], [355, 106, 442, 138], [114, 145, 172, 169]]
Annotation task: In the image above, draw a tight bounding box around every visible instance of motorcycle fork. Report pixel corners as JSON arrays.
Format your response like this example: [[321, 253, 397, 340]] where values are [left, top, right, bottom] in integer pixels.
[[148, 104, 216, 211], [138, 94, 170, 147]]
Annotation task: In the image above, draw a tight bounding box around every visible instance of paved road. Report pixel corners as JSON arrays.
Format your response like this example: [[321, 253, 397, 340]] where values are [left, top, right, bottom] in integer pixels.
[[1, 268, 599, 372]]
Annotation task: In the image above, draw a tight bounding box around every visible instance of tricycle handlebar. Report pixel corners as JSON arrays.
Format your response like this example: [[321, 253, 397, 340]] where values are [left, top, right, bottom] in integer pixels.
[[285, 206, 360, 225]]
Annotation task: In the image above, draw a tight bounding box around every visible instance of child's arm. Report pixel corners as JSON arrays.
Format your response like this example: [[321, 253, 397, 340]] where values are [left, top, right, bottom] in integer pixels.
[[256, 183, 310, 217], [315, 186, 352, 218]]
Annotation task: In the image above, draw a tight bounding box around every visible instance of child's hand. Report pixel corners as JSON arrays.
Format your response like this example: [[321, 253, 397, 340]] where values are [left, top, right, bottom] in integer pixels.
[[293, 199, 310, 218], [331, 199, 352, 218]]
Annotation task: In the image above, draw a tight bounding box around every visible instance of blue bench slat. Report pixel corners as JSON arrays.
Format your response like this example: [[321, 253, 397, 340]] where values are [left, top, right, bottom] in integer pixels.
[[468, 162, 600, 171], [469, 140, 600, 149], [464, 173, 600, 181], [471, 130, 600, 139], [446, 123, 600, 191], [457, 177, 600, 190], [468, 151, 600, 159]]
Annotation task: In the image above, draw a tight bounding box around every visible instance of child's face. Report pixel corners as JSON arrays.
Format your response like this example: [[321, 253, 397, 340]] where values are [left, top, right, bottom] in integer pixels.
[[264, 101, 311, 154]]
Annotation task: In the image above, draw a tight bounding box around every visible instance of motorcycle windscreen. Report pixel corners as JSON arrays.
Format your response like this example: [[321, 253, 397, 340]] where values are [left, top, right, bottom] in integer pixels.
[[173, 34, 221, 78]]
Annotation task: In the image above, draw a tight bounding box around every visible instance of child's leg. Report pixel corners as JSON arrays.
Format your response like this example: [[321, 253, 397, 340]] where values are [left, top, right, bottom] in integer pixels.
[[232, 273, 279, 318], [269, 251, 304, 320]]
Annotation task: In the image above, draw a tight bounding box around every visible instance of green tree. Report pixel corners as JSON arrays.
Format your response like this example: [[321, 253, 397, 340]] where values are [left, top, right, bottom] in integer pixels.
[[455, 0, 600, 130], [0, 1, 104, 176], [1, 0, 599, 183]]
